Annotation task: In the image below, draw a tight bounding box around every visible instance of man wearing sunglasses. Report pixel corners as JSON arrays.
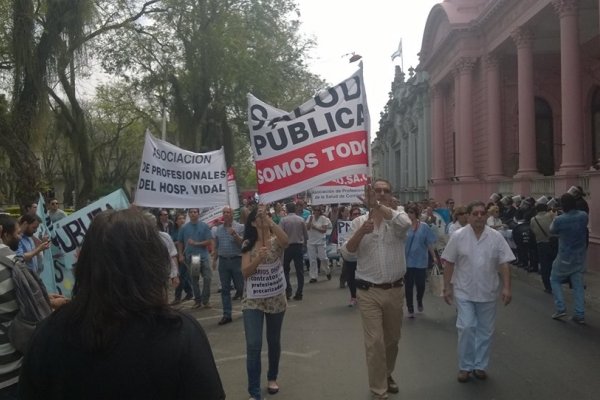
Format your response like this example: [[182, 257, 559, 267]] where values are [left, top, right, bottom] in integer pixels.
[[341, 179, 410, 400], [442, 201, 514, 383], [48, 199, 67, 223]]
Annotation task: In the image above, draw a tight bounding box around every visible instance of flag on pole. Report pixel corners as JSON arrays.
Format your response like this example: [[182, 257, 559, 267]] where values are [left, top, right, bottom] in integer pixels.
[[391, 39, 403, 61]]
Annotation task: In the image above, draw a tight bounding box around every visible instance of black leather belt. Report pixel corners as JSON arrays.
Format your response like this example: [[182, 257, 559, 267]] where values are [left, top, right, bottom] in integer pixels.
[[219, 255, 241, 260], [356, 278, 404, 290]]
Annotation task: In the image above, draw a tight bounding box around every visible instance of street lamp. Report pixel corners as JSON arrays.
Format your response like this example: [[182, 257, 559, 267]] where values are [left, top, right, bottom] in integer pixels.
[[342, 52, 362, 63]]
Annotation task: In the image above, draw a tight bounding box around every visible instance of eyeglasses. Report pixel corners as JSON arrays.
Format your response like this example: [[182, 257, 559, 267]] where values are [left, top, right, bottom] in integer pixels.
[[471, 211, 487, 217], [374, 188, 391, 194], [351, 212, 361, 216]]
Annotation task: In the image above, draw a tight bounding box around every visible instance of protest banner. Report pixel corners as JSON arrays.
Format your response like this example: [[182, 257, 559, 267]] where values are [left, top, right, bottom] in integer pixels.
[[337, 220, 352, 246], [247, 66, 370, 203], [310, 173, 368, 205], [227, 167, 240, 210], [135, 131, 227, 208], [40, 189, 130, 297], [245, 259, 286, 299], [195, 167, 240, 227], [36, 194, 57, 293]]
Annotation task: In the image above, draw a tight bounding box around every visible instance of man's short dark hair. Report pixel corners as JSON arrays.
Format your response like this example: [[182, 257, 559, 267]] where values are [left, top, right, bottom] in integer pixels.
[[19, 214, 41, 225], [535, 203, 548, 213], [466, 201, 486, 215], [560, 193, 576, 213], [285, 202, 297, 214], [373, 178, 392, 190], [0, 214, 18, 236]]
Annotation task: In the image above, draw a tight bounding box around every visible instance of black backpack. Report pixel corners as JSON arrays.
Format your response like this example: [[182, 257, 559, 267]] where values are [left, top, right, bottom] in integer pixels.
[[0, 247, 52, 354]]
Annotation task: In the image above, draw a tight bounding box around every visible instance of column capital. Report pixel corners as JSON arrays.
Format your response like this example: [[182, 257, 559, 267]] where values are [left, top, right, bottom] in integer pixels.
[[455, 57, 477, 74], [511, 27, 534, 49], [552, 0, 578, 17], [484, 54, 500, 70], [430, 84, 443, 98]]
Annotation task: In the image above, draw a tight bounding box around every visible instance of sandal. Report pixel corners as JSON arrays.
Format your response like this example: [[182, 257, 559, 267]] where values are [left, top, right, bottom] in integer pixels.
[[267, 381, 279, 395]]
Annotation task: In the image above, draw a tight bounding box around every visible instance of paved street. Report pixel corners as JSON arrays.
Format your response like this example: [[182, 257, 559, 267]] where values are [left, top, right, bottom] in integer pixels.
[[176, 266, 600, 400]]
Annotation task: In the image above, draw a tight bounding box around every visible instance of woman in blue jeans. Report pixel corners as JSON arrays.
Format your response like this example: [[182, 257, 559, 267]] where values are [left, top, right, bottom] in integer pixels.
[[404, 204, 438, 318], [241, 205, 289, 400]]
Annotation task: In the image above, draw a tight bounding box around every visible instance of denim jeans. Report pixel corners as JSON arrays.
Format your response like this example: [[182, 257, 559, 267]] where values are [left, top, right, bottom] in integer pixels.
[[404, 267, 427, 312], [342, 260, 357, 299], [174, 262, 193, 300], [283, 243, 304, 297], [537, 242, 557, 292], [243, 308, 285, 399], [455, 298, 497, 371], [550, 268, 585, 318], [187, 256, 212, 305], [218, 256, 243, 318]]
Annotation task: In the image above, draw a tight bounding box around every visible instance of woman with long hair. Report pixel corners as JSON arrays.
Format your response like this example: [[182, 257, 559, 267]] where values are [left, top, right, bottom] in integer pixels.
[[19, 209, 225, 400], [241, 205, 288, 400]]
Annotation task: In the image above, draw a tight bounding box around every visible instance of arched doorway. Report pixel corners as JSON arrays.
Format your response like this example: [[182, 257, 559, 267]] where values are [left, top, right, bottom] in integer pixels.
[[591, 87, 600, 165], [535, 97, 554, 176]]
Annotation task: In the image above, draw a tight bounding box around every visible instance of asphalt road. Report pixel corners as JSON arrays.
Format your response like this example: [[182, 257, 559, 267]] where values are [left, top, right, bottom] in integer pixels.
[[175, 266, 600, 400]]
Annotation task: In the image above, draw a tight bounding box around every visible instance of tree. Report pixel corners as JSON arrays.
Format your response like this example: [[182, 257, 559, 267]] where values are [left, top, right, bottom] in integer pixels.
[[97, 0, 324, 172], [0, 0, 164, 208]]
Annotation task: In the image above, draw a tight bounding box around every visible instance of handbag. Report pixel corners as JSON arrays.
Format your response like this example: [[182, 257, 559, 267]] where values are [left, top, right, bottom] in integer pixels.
[[429, 263, 444, 297]]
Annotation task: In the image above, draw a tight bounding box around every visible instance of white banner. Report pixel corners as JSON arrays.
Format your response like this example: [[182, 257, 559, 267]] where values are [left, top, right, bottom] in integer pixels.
[[245, 259, 286, 299], [135, 132, 227, 208], [310, 173, 368, 205], [227, 167, 240, 210], [337, 220, 352, 246], [247, 66, 370, 203]]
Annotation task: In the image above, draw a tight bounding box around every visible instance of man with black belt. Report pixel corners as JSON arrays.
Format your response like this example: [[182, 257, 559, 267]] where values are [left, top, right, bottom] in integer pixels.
[[280, 202, 308, 300], [341, 179, 410, 400], [213, 206, 244, 325]]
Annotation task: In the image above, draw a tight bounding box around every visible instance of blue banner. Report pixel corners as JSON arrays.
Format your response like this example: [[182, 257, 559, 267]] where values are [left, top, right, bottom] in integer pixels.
[[38, 189, 130, 297]]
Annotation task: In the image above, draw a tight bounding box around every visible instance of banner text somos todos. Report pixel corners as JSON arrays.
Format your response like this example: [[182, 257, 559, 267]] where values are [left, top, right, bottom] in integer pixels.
[[248, 69, 370, 202]]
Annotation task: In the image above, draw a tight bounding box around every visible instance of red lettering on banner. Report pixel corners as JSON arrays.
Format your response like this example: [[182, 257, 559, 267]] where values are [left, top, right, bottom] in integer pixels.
[[255, 130, 368, 193]]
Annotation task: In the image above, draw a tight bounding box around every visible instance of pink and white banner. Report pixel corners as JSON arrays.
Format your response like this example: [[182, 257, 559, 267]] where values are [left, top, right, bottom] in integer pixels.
[[247, 66, 370, 203]]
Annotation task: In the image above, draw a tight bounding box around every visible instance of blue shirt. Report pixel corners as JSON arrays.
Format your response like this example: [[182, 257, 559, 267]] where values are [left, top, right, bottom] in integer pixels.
[[550, 210, 588, 268], [405, 222, 437, 269], [214, 222, 244, 257], [16, 236, 38, 273], [178, 221, 212, 260]]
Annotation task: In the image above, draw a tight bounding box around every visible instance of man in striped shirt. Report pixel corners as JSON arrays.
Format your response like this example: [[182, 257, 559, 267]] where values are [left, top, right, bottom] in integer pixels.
[[0, 215, 24, 398]]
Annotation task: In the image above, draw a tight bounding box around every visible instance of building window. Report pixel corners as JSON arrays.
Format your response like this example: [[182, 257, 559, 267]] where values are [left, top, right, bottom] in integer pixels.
[[535, 97, 554, 176]]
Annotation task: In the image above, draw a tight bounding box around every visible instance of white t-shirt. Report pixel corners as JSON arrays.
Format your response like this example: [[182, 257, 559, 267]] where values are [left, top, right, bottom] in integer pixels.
[[159, 231, 179, 278], [307, 215, 332, 245], [442, 225, 515, 302]]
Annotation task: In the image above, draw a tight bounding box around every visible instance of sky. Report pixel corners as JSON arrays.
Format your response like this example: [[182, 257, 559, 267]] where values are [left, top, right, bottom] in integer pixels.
[[296, 0, 440, 133]]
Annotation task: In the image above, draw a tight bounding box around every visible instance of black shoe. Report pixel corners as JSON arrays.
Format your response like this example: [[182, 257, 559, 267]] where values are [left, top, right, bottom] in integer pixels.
[[293, 294, 303, 300], [192, 301, 203, 309], [232, 292, 242, 300], [183, 294, 193, 301], [326, 273, 332, 280], [217, 316, 232, 325], [170, 298, 182, 305], [309, 279, 317, 283]]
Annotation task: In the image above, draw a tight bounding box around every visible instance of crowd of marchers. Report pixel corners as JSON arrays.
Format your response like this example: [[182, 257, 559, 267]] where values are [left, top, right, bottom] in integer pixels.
[[0, 182, 589, 400]]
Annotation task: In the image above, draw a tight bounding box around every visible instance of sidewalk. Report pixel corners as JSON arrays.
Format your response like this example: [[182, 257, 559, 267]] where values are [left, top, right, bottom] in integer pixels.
[[512, 265, 600, 311]]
